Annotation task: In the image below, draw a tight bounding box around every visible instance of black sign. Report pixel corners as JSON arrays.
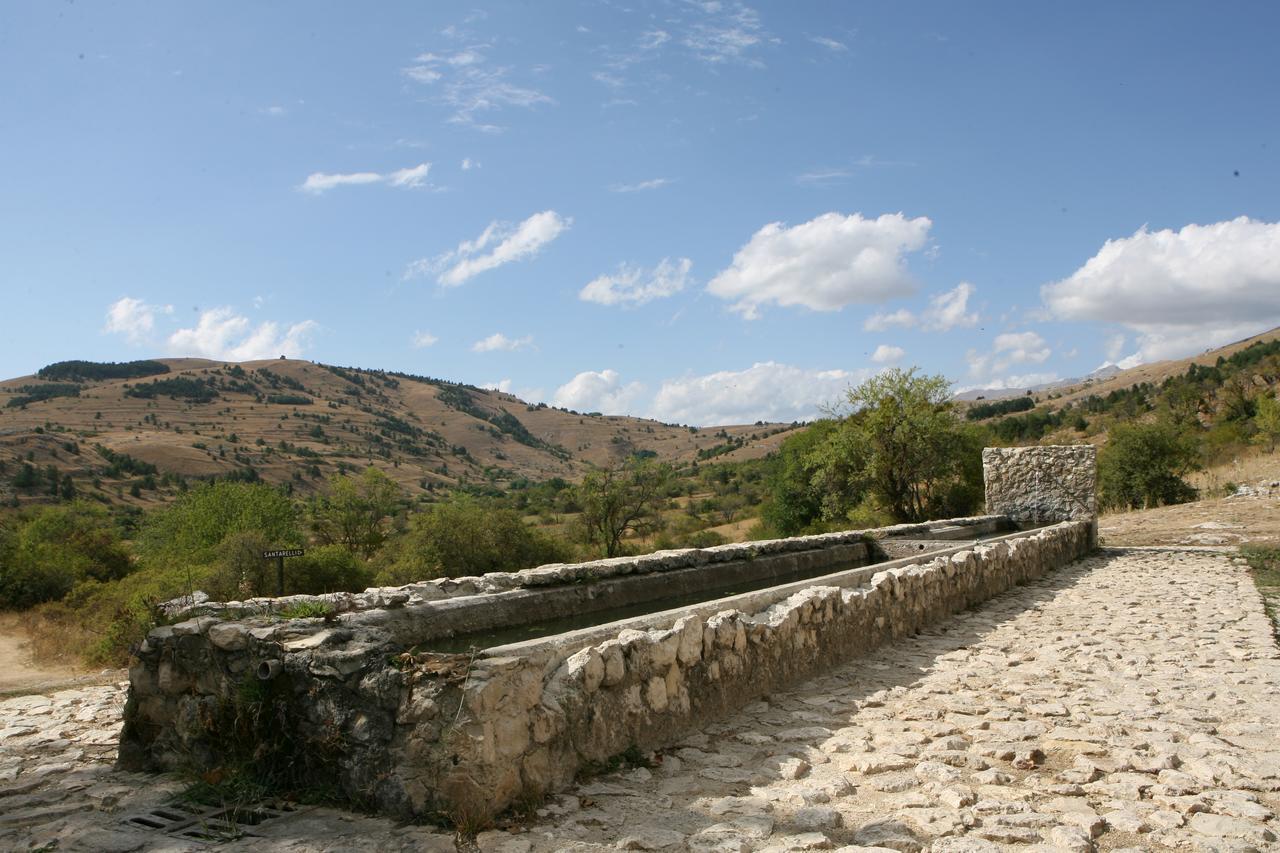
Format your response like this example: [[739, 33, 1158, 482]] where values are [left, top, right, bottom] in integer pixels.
[[262, 548, 305, 559]]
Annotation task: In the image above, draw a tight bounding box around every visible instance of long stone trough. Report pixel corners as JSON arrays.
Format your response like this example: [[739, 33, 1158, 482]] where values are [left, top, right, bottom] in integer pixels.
[[119, 446, 1098, 821]]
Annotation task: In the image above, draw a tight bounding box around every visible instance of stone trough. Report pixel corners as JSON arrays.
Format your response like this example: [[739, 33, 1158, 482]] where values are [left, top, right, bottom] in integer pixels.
[[119, 446, 1097, 821]]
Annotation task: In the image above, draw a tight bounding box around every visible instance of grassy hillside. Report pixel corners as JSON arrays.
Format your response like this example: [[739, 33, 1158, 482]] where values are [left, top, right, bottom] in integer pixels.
[[0, 358, 795, 510]]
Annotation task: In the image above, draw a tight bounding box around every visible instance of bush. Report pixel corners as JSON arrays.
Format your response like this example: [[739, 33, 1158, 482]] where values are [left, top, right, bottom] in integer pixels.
[[0, 502, 132, 609], [286, 545, 373, 595], [1099, 420, 1199, 510], [374, 498, 570, 585]]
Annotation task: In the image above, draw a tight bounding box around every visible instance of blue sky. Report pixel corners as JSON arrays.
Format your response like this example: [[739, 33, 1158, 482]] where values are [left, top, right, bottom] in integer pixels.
[[3, 1, 1278, 425]]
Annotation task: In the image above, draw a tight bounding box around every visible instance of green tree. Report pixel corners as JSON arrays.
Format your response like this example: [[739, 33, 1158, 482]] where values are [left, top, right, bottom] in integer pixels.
[[137, 481, 301, 567], [1253, 392, 1280, 452], [759, 420, 850, 536], [307, 467, 401, 558], [0, 502, 132, 609], [1099, 420, 1199, 510], [374, 497, 569, 584], [576, 459, 672, 557], [840, 368, 981, 523]]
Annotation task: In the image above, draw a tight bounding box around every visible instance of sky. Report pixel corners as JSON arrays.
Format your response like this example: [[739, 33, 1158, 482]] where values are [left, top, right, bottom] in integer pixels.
[[3, 1, 1279, 426]]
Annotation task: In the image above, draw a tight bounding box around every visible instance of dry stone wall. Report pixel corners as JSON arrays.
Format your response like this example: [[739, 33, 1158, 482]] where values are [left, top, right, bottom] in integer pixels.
[[983, 445, 1097, 526], [119, 518, 1094, 821]]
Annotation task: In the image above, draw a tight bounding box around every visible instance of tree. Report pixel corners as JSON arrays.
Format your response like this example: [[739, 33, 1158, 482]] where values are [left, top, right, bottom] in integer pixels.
[[1099, 420, 1199, 510], [0, 502, 132, 609], [840, 368, 982, 523], [137, 481, 301, 567], [374, 497, 569, 584], [577, 459, 672, 557], [1253, 392, 1280, 453], [759, 420, 850, 536], [307, 467, 401, 558], [761, 368, 983, 530]]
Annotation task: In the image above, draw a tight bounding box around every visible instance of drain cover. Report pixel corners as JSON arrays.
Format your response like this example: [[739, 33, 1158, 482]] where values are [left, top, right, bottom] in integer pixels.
[[122, 799, 298, 843]]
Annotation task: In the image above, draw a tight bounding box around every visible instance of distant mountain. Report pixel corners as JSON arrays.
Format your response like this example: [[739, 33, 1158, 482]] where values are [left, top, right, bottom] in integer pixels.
[[0, 358, 800, 508]]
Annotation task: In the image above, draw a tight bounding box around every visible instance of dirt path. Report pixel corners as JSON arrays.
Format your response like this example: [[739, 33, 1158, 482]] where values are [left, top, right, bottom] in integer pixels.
[[0, 614, 118, 697]]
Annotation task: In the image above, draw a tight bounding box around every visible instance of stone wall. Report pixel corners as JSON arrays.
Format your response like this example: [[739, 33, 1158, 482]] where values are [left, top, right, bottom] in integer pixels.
[[119, 519, 1094, 821], [164, 516, 1004, 625], [982, 445, 1097, 526]]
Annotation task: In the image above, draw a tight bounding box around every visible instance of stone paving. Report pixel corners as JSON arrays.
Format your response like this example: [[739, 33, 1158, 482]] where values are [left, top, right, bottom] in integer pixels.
[[2, 547, 1278, 852]]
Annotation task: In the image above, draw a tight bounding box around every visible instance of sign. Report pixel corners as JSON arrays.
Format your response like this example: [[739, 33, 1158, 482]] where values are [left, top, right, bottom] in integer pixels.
[[262, 548, 305, 559]]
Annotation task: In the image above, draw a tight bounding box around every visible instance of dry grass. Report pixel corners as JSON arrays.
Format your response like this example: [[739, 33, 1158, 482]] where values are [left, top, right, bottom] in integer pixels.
[[0, 357, 794, 509]]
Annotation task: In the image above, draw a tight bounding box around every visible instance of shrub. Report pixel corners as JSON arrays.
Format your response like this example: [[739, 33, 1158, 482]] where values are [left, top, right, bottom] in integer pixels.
[[374, 498, 570, 585], [0, 502, 132, 609], [1099, 420, 1199, 510]]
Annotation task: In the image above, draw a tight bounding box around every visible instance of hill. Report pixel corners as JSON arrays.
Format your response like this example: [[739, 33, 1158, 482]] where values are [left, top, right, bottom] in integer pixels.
[[0, 358, 799, 509]]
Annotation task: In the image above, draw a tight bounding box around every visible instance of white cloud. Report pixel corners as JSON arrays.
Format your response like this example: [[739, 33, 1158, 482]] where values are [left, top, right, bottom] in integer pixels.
[[300, 163, 430, 194], [609, 177, 672, 193], [955, 372, 1060, 394], [481, 379, 513, 393], [1104, 333, 1126, 361], [411, 330, 439, 348], [922, 282, 979, 331], [708, 212, 931, 319], [966, 331, 1052, 379], [863, 308, 916, 332], [1042, 217, 1280, 362], [402, 46, 552, 131], [861, 283, 978, 333], [406, 210, 570, 286], [552, 369, 646, 414], [649, 362, 874, 426], [471, 332, 533, 353], [795, 167, 853, 185], [871, 344, 905, 364], [103, 297, 171, 344], [681, 2, 772, 66], [580, 258, 692, 306], [809, 35, 847, 51], [167, 307, 317, 361], [461, 158, 478, 170]]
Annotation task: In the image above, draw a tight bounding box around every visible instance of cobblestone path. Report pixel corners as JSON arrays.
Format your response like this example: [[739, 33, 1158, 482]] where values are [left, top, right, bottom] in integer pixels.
[[2, 548, 1277, 852]]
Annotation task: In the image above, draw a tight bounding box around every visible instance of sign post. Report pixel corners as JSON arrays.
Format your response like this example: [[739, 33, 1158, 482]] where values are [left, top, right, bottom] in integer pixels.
[[262, 548, 305, 596]]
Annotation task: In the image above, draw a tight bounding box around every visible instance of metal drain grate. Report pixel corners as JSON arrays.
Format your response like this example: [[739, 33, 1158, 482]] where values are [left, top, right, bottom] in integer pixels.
[[122, 799, 298, 843]]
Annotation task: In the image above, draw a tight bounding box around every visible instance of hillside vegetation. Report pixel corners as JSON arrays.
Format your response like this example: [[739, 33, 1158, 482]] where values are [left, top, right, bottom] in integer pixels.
[[3, 330, 1279, 671], [0, 357, 798, 512]]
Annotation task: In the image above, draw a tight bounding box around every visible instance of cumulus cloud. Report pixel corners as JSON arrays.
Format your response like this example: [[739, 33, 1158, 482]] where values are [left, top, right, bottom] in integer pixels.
[[471, 332, 533, 353], [955, 372, 1060, 394], [707, 212, 932, 319], [411, 330, 438, 348], [580, 258, 692, 306], [862, 283, 978, 332], [103, 297, 171, 344], [406, 210, 570, 286], [1042, 217, 1280, 363], [167, 308, 317, 361], [552, 369, 646, 414], [966, 331, 1052, 380], [299, 163, 430, 194], [649, 362, 873, 426], [871, 344, 905, 364], [922, 282, 979, 331]]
